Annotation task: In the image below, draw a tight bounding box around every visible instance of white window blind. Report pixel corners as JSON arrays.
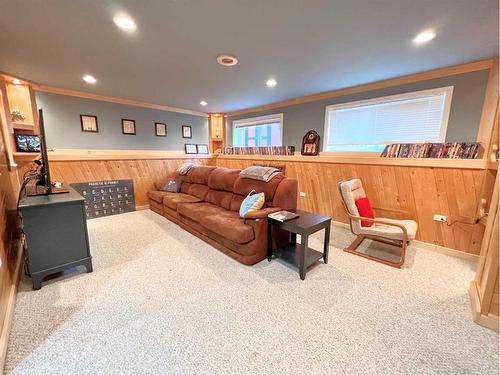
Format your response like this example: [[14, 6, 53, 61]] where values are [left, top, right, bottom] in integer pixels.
[[233, 113, 283, 147], [323, 87, 453, 152]]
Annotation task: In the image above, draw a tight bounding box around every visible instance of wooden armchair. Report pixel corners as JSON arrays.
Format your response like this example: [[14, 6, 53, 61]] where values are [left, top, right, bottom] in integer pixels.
[[337, 179, 418, 268]]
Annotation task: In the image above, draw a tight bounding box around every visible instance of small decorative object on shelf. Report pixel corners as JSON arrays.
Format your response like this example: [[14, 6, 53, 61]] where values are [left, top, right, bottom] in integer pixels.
[[380, 142, 480, 159], [301, 130, 320, 156], [11, 108, 26, 122], [222, 146, 295, 156], [121, 119, 136, 135], [182, 125, 192, 138], [185, 144, 197, 154], [197, 144, 209, 154]]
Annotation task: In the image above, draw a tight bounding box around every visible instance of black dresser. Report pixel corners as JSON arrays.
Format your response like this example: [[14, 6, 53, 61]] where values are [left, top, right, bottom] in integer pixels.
[[19, 186, 93, 290]]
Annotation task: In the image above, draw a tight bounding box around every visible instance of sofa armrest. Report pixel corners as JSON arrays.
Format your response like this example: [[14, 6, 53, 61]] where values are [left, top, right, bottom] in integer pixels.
[[244, 207, 282, 220]]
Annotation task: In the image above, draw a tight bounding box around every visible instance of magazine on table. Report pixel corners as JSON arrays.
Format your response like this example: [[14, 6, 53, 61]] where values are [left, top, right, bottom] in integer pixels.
[[268, 210, 299, 222]]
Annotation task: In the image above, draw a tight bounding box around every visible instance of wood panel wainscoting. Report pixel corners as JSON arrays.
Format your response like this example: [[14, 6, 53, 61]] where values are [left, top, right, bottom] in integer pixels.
[[15, 151, 214, 209], [214, 154, 495, 256], [0, 90, 23, 368]]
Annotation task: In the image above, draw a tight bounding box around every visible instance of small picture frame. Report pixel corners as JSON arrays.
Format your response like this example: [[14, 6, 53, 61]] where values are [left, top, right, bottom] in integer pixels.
[[80, 115, 98, 133], [197, 144, 209, 154], [182, 125, 192, 138], [185, 144, 197, 154], [155, 122, 167, 137], [122, 119, 136, 135]]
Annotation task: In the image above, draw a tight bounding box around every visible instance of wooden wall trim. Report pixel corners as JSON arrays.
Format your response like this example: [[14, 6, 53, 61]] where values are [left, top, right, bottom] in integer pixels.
[[33, 149, 214, 161], [227, 58, 495, 116], [0, 241, 23, 371], [34, 85, 209, 118], [476, 58, 499, 147], [215, 154, 487, 170]]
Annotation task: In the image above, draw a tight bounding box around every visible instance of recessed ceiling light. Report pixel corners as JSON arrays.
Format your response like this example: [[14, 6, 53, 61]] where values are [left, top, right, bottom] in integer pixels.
[[83, 74, 97, 84], [12, 78, 21, 85], [217, 54, 238, 67], [266, 78, 277, 88], [113, 14, 137, 32], [413, 30, 436, 45], [200, 100, 208, 106]]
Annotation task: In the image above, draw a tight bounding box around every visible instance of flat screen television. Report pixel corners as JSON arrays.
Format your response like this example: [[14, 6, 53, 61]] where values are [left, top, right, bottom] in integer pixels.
[[15, 132, 40, 152]]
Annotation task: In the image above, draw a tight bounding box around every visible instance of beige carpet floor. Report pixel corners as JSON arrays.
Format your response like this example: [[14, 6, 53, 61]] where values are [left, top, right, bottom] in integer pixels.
[[5, 210, 499, 374]]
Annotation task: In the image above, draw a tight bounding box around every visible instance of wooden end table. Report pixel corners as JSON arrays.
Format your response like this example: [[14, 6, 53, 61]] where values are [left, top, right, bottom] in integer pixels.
[[267, 209, 331, 280]]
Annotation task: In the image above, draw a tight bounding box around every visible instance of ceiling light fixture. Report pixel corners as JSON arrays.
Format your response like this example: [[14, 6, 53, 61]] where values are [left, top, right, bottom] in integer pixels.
[[217, 54, 238, 67], [12, 78, 21, 85], [266, 78, 277, 88], [200, 100, 208, 106], [413, 30, 436, 45], [113, 14, 137, 32], [83, 74, 97, 84]]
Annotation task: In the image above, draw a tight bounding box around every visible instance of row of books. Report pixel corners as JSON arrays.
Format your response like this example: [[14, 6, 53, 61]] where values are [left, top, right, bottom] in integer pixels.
[[222, 146, 295, 156], [380, 142, 480, 159]]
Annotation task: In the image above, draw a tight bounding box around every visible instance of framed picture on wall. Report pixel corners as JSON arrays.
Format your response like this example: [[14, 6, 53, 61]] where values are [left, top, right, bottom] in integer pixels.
[[122, 119, 136, 135], [155, 122, 167, 137], [185, 144, 197, 154], [182, 125, 192, 138], [197, 144, 209, 154], [80, 115, 98, 133]]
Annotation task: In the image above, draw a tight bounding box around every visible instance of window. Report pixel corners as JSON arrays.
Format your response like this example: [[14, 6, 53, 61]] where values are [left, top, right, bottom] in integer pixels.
[[323, 87, 453, 152], [233, 113, 283, 147]]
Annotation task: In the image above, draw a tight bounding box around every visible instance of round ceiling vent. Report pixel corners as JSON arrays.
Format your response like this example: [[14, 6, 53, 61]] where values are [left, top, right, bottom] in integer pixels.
[[217, 54, 238, 67]]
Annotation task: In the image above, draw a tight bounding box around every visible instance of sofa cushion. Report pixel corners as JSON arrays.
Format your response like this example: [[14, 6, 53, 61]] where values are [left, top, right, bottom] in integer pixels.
[[178, 202, 231, 223], [148, 190, 171, 203], [201, 215, 255, 244], [188, 183, 209, 199], [163, 193, 201, 210], [208, 168, 240, 192], [229, 194, 245, 212], [190, 166, 217, 184], [239, 192, 265, 218], [180, 182, 192, 194], [233, 174, 284, 201], [204, 190, 233, 210], [179, 168, 195, 183]]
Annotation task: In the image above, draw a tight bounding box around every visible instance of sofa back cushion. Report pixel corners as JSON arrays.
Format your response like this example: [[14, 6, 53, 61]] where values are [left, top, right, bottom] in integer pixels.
[[188, 183, 209, 199], [190, 166, 217, 184], [233, 174, 285, 202], [205, 189, 233, 210], [208, 168, 240, 192], [229, 194, 245, 212], [180, 182, 192, 194]]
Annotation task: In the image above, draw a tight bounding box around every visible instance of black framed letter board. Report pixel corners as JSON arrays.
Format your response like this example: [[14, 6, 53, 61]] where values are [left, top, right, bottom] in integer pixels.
[[70, 179, 136, 219]]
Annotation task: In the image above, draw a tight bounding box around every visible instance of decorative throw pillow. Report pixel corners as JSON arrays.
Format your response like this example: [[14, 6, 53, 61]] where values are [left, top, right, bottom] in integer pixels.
[[355, 197, 374, 227], [177, 162, 197, 175], [239, 190, 265, 218], [160, 178, 182, 193]]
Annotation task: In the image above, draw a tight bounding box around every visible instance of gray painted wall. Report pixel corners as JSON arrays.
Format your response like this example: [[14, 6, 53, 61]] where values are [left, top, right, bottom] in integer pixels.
[[36, 92, 208, 150], [226, 70, 489, 149]]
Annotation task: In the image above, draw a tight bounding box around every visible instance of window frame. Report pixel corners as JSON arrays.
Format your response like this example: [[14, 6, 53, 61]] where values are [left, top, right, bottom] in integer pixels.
[[322, 86, 454, 152], [232, 113, 283, 147]]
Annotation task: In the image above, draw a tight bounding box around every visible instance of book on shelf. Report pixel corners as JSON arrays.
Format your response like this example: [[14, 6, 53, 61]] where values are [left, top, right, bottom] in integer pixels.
[[268, 210, 300, 222], [380, 142, 480, 159]]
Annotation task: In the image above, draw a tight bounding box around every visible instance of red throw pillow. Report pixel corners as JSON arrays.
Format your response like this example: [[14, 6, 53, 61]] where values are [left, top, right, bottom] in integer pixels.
[[355, 197, 374, 227]]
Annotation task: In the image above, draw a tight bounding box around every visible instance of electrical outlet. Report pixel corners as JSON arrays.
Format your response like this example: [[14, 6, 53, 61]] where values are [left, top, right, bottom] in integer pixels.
[[433, 214, 447, 222], [299, 191, 306, 197]]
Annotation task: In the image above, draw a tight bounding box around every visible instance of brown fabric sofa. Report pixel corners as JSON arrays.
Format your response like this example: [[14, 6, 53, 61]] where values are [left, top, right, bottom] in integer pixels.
[[148, 166, 298, 265]]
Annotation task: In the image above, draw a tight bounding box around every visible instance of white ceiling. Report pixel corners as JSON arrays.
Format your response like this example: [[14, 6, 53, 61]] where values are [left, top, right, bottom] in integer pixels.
[[0, 0, 498, 113]]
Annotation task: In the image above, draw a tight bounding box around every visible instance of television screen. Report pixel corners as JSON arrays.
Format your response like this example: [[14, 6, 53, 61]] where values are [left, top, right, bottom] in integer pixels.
[[15, 133, 40, 152]]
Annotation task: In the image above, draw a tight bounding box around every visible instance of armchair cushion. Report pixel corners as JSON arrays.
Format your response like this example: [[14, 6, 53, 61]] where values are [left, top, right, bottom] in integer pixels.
[[358, 219, 417, 241], [355, 197, 374, 227]]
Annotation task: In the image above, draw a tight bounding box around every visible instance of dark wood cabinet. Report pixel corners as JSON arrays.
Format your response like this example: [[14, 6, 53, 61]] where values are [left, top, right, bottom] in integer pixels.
[[19, 186, 93, 289]]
